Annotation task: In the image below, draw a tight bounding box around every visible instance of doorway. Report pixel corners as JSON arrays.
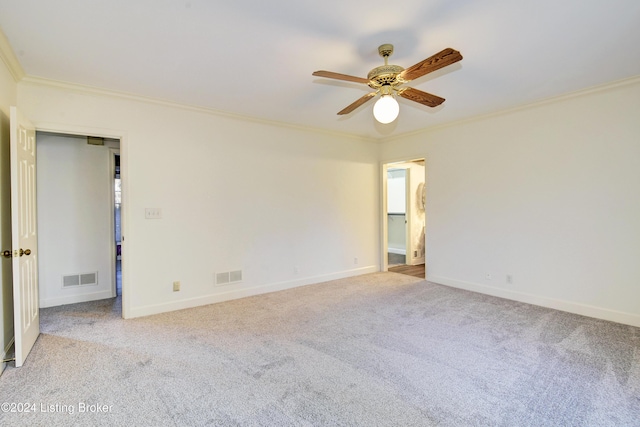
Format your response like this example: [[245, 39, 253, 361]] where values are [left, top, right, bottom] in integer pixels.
[[383, 159, 426, 279], [36, 132, 122, 308]]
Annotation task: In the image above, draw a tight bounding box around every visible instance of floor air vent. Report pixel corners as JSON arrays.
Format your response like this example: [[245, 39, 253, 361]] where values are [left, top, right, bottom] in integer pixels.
[[62, 272, 98, 288]]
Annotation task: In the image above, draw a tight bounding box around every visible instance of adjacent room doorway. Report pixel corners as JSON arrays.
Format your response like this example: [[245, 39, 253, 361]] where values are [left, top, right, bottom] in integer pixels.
[[35, 131, 123, 308], [383, 158, 426, 279]]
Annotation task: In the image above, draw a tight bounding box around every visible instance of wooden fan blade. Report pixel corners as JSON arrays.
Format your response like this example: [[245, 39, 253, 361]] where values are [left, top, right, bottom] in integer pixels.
[[398, 87, 445, 107], [338, 92, 376, 115], [312, 70, 370, 84], [399, 48, 462, 82]]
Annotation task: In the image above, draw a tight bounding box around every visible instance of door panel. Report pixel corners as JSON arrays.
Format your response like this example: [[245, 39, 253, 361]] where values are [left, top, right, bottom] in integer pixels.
[[10, 106, 39, 367]]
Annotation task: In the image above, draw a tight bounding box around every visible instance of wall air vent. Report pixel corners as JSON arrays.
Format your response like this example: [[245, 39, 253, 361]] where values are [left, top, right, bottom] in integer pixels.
[[62, 272, 98, 288], [80, 272, 97, 285], [229, 270, 242, 282], [63, 274, 80, 288], [216, 272, 230, 285], [87, 136, 104, 146], [215, 270, 243, 286]]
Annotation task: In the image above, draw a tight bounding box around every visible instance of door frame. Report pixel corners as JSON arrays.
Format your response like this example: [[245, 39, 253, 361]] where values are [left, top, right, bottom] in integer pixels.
[[381, 157, 426, 273], [109, 147, 120, 298], [33, 123, 130, 318]]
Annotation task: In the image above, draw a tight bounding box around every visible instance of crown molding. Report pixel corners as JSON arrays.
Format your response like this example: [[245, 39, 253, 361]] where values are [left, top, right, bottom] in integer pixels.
[[20, 75, 373, 143], [0, 28, 25, 82], [18, 62, 638, 145], [381, 74, 640, 144]]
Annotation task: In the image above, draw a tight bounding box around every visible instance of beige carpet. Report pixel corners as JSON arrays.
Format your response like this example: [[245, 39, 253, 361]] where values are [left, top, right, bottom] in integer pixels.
[[1, 272, 639, 426]]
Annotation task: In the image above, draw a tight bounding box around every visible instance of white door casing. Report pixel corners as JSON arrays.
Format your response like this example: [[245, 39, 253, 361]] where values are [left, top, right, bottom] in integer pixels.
[[404, 169, 413, 265], [10, 106, 39, 368]]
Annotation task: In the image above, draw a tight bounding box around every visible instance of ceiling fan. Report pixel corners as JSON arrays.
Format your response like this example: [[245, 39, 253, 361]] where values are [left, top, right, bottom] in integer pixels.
[[312, 44, 463, 123]]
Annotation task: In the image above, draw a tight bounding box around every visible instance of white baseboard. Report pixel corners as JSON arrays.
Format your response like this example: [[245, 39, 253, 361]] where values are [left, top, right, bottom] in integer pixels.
[[428, 275, 640, 328], [1, 337, 15, 375], [387, 247, 406, 255], [128, 265, 379, 319], [408, 256, 425, 266], [39, 289, 115, 308]]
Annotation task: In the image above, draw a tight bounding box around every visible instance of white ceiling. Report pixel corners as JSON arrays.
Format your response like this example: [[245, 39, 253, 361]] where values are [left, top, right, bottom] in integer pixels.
[[1, 0, 639, 139]]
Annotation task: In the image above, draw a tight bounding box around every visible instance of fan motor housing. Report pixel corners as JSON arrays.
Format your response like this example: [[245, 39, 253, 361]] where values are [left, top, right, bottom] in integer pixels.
[[367, 64, 404, 88]]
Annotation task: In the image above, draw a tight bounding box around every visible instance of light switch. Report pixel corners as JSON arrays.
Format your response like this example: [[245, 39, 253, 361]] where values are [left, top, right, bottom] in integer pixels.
[[145, 208, 162, 219]]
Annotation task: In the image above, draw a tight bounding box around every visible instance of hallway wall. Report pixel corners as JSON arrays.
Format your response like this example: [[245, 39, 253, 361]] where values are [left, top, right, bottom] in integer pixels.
[[37, 133, 115, 307]]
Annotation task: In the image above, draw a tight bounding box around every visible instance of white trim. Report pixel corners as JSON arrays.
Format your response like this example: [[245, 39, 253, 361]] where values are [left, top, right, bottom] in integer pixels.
[[1, 337, 15, 374], [20, 76, 371, 143], [39, 290, 115, 308], [382, 75, 640, 144], [404, 169, 412, 268], [428, 275, 640, 328], [380, 163, 389, 271], [0, 28, 25, 82], [13, 65, 640, 144], [129, 265, 378, 318], [33, 122, 126, 140], [387, 247, 406, 255], [409, 256, 425, 266], [109, 148, 120, 299]]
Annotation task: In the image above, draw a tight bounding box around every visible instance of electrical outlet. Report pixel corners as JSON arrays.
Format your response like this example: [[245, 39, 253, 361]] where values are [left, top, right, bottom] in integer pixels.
[[506, 274, 513, 284], [145, 208, 162, 219], [294, 266, 300, 274], [354, 257, 359, 265], [173, 281, 180, 292], [485, 273, 492, 280]]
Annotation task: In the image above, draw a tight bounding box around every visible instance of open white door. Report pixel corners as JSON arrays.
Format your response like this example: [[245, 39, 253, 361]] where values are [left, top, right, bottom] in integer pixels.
[[10, 106, 39, 367]]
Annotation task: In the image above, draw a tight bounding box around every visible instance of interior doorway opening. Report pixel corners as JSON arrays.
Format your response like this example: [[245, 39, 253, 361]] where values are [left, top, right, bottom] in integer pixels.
[[383, 158, 426, 279], [36, 131, 122, 307]]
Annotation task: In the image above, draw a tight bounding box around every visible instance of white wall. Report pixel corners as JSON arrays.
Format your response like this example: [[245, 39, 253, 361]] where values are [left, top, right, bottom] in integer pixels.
[[0, 36, 18, 373], [36, 133, 114, 307], [10, 50, 638, 332], [387, 169, 406, 213], [380, 78, 640, 327], [18, 80, 379, 318], [387, 214, 406, 254]]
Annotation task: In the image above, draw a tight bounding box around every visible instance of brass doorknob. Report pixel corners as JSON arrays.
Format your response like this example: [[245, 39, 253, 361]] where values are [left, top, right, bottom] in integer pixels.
[[24, 249, 31, 256], [2, 250, 11, 258]]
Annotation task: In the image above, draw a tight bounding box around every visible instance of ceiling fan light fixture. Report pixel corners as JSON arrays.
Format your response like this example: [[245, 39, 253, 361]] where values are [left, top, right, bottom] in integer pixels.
[[373, 94, 399, 124], [312, 44, 462, 124]]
